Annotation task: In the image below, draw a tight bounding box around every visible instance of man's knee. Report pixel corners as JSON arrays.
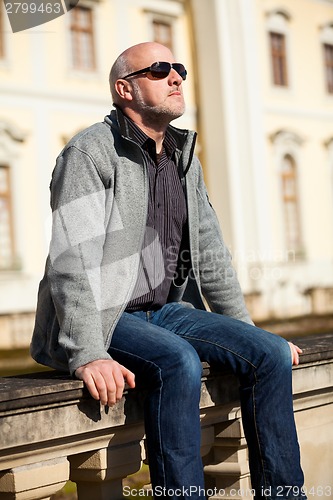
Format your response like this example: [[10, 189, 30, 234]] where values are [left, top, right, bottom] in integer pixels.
[[168, 344, 203, 387], [259, 333, 292, 375]]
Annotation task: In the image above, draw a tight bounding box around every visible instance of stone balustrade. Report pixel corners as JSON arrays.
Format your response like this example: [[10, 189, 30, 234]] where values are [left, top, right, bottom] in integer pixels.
[[0, 333, 333, 500]]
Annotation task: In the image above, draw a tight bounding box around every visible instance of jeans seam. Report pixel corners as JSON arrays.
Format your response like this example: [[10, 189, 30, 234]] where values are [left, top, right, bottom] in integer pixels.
[[179, 334, 258, 369], [108, 346, 167, 487], [252, 373, 269, 496], [156, 376, 166, 487], [179, 335, 270, 496]]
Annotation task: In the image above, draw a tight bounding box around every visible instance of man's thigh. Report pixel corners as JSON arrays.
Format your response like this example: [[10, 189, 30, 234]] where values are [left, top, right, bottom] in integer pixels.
[[108, 310, 201, 383], [153, 302, 290, 372]]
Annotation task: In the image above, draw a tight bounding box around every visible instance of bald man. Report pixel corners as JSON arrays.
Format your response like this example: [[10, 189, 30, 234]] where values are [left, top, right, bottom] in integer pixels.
[[31, 42, 306, 500]]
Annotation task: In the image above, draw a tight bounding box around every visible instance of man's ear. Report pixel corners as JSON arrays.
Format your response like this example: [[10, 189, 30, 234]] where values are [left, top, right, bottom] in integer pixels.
[[114, 79, 133, 102]]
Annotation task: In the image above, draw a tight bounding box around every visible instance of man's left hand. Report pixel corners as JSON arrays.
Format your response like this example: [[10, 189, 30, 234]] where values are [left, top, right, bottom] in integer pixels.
[[288, 342, 303, 366]]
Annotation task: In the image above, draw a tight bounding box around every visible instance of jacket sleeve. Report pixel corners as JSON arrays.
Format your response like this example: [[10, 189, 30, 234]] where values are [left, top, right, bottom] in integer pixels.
[[195, 161, 254, 325], [47, 145, 112, 374]]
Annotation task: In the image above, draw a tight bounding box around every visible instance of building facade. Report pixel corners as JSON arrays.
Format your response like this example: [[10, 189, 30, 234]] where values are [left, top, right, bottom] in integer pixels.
[[0, 0, 333, 349], [191, 0, 333, 319]]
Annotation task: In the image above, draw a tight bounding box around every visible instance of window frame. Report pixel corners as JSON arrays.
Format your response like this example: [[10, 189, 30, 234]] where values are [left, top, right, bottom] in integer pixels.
[[0, 1, 5, 59], [323, 42, 333, 94], [270, 130, 305, 259], [69, 3, 96, 72], [0, 165, 15, 270], [152, 18, 174, 51], [266, 10, 291, 89], [144, 9, 178, 55], [269, 31, 288, 87], [280, 154, 302, 252], [319, 23, 333, 95]]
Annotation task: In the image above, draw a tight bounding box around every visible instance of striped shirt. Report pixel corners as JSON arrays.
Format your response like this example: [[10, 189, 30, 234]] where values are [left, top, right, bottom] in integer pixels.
[[124, 117, 187, 312]]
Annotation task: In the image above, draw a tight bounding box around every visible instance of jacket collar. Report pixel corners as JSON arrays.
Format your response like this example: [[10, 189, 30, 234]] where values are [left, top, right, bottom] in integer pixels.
[[106, 106, 197, 176]]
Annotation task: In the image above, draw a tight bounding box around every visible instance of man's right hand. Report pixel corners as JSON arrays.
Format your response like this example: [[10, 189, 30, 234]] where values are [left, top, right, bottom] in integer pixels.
[[75, 359, 135, 406]]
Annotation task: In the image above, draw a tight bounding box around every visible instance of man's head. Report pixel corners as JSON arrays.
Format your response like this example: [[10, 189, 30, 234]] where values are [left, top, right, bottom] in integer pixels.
[[109, 42, 186, 129]]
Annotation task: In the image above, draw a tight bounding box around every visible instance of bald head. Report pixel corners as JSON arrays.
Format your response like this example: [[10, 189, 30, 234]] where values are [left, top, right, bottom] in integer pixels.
[[109, 42, 176, 104]]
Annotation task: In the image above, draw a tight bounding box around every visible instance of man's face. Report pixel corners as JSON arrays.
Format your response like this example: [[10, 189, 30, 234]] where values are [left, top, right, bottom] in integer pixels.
[[126, 46, 186, 124]]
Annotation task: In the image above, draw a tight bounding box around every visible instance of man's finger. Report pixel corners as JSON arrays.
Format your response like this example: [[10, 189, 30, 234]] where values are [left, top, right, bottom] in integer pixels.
[[75, 366, 107, 403], [112, 368, 126, 402], [91, 371, 109, 406], [79, 371, 100, 401], [121, 366, 136, 388], [75, 360, 135, 406]]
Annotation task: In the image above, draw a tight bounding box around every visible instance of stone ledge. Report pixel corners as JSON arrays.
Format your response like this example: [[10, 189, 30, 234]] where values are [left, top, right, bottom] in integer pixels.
[[1, 333, 333, 414], [292, 332, 333, 363], [0, 333, 332, 500]]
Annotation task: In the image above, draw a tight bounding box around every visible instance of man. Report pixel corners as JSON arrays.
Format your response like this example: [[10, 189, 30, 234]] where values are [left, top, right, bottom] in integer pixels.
[[31, 42, 306, 499]]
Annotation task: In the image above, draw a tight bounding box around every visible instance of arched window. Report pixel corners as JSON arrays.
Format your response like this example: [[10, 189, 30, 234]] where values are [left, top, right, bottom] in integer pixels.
[[281, 154, 302, 252], [270, 129, 304, 256]]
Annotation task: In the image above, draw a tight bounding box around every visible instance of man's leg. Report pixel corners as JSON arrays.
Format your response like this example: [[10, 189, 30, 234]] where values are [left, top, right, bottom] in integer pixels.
[[152, 302, 305, 500], [109, 310, 206, 499]]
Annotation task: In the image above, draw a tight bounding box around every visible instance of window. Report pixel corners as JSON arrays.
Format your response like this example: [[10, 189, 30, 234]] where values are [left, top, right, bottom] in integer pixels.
[[320, 23, 333, 94], [0, 1, 5, 59], [323, 43, 333, 94], [270, 129, 304, 256], [270, 32, 288, 86], [69, 5, 96, 71], [281, 155, 302, 252], [325, 137, 333, 213], [266, 10, 291, 88], [152, 19, 173, 51], [0, 165, 14, 269]]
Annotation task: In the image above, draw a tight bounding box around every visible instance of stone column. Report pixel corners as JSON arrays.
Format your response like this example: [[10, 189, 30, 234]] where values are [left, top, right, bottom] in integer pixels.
[[203, 418, 252, 500], [0, 457, 69, 500], [69, 439, 144, 500]]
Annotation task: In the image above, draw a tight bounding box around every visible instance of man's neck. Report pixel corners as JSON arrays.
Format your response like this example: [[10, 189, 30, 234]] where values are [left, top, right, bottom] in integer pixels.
[[121, 107, 168, 154]]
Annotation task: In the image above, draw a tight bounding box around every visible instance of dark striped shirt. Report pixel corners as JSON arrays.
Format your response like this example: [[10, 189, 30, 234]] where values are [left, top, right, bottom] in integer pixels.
[[125, 117, 187, 312]]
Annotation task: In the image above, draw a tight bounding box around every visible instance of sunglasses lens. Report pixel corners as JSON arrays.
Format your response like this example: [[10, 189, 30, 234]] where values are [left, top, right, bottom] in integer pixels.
[[173, 64, 187, 80], [150, 62, 170, 79], [149, 62, 187, 80], [150, 70, 169, 79]]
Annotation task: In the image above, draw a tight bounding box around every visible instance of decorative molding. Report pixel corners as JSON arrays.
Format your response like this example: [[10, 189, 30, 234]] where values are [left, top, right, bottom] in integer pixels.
[[323, 136, 333, 149], [269, 129, 305, 146], [265, 8, 292, 25], [319, 22, 333, 44], [0, 120, 27, 143]]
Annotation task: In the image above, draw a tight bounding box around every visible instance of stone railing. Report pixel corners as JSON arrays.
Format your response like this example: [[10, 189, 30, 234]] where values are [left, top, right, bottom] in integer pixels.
[[0, 311, 35, 349], [0, 333, 333, 500]]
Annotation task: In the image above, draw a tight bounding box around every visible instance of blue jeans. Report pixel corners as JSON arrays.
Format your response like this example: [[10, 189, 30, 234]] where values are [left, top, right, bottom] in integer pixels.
[[109, 302, 305, 500]]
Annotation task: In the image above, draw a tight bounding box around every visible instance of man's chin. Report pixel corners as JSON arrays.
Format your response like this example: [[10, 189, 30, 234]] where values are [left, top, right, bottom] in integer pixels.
[[139, 104, 185, 126], [164, 105, 186, 121]]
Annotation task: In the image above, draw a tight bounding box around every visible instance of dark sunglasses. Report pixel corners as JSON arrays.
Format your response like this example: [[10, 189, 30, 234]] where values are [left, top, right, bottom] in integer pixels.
[[121, 61, 187, 81]]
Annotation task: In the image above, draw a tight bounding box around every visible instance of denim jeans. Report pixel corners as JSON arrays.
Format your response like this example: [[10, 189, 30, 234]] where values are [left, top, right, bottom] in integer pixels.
[[109, 302, 306, 500]]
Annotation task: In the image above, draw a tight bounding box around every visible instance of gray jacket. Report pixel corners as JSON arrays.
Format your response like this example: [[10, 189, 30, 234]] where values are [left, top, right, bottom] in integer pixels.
[[30, 108, 252, 374]]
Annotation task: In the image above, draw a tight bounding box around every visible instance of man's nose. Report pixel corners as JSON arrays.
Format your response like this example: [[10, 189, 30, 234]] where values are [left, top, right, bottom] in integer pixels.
[[169, 68, 182, 85]]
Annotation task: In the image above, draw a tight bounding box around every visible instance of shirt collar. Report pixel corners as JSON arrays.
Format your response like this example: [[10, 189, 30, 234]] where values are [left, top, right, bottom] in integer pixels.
[[116, 106, 177, 161]]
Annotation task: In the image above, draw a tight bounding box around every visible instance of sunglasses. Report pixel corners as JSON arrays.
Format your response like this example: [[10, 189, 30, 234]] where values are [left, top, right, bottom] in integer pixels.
[[121, 61, 187, 81]]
